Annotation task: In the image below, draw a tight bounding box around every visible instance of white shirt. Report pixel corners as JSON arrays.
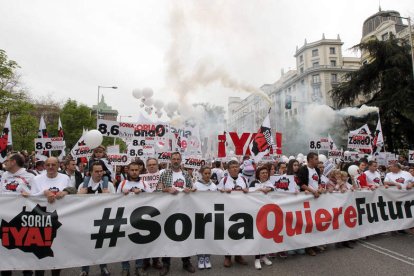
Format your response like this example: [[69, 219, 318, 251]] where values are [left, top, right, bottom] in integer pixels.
[[364, 170, 382, 186], [217, 175, 248, 191], [211, 168, 225, 183], [194, 180, 218, 191], [307, 166, 319, 190], [1, 168, 34, 195], [172, 171, 186, 191], [249, 179, 273, 192], [31, 173, 70, 196], [384, 171, 413, 189], [116, 179, 146, 194], [79, 178, 115, 194], [65, 170, 77, 188]]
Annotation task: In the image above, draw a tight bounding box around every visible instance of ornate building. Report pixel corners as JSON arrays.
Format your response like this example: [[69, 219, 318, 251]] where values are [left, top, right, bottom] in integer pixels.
[[91, 95, 118, 121], [228, 35, 360, 133]]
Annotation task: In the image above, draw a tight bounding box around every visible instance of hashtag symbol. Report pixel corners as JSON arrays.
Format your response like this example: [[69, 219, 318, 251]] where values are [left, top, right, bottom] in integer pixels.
[[91, 207, 128, 248]]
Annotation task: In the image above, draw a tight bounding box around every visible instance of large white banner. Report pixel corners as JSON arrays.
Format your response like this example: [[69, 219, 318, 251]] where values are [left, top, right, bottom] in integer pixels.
[[0, 189, 413, 270]]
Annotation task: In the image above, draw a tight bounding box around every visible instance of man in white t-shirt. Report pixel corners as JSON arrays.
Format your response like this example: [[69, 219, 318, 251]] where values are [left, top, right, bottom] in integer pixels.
[[217, 160, 249, 267], [1, 152, 33, 195], [364, 161, 383, 187], [31, 157, 76, 202], [157, 152, 195, 275], [77, 162, 113, 276], [384, 163, 414, 190], [217, 160, 249, 193], [30, 157, 76, 276], [298, 152, 321, 198]]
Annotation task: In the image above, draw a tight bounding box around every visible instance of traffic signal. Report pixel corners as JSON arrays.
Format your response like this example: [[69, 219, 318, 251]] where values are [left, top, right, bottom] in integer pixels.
[[285, 95, 292, 109]]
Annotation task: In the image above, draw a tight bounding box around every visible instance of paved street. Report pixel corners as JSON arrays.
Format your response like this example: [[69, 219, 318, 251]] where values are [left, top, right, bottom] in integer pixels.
[[47, 231, 414, 276]]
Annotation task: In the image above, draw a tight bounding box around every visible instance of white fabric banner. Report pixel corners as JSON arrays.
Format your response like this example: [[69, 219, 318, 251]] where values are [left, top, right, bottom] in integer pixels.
[[0, 189, 413, 270]]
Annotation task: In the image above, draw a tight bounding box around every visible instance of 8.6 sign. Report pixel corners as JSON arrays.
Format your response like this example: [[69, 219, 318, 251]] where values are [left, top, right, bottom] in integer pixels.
[[35, 138, 65, 152], [309, 138, 329, 151], [97, 120, 119, 137]]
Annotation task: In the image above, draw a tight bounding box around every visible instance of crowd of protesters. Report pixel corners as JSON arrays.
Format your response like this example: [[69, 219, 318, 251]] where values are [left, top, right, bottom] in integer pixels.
[[1, 146, 413, 276]]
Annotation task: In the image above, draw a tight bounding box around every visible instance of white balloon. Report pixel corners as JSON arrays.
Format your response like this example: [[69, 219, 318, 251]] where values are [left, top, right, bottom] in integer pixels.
[[297, 153, 304, 158], [145, 98, 154, 106], [318, 154, 327, 163], [229, 150, 235, 155], [139, 103, 144, 108], [348, 165, 359, 177], [282, 157, 289, 163], [289, 155, 295, 160], [154, 100, 164, 109], [142, 88, 154, 98], [297, 157, 303, 163], [84, 130, 103, 149], [344, 151, 350, 155], [132, 89, 142, 99], [166, 102, 178, 112]]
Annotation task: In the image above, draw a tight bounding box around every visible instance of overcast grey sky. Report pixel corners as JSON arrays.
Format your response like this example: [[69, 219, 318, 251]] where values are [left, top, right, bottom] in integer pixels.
[[0, 0, 412, 121]]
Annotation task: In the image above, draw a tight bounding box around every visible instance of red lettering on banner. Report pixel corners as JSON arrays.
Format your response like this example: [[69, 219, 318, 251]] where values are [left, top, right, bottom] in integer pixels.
[[9, 227, 28, 246], [24, 228, 44, 247], [304, 202, 313, 233], [331, 207, 343, 229], [285, 211, 303, 236], [315, 209, 332, 231], [256, 204, 284, 243], [344, 206, 357, 228]]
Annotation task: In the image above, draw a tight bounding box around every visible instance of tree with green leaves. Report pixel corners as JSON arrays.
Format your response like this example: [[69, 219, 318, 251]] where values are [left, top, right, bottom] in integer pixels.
[[331, 35, 414, 152], [60, 99, 96, 149]]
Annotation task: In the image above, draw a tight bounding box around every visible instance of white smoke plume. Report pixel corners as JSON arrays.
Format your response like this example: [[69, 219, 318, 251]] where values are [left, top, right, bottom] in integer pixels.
[[337, 104, 379, 117], [165, 3, 272, 107]]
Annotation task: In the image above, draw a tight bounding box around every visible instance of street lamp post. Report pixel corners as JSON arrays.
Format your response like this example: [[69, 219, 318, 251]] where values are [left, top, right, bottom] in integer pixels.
[[97, 86, 118, 119]]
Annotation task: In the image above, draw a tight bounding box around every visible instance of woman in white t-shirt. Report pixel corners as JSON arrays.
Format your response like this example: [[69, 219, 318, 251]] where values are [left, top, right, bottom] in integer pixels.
[[193, 166, 217, 270]]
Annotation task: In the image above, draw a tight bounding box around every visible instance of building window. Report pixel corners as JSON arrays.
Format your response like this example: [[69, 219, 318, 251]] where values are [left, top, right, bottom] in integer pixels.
[[301, 79, 305, 85], [312, 86, 322, 101], [294, 108, 298, 115], [312, 61, 319, 68], [300, 67, 304, 73], [299, 55, 303, 62], [312, 74, 320, 83], [312, 49, 319, 57], [382, 32, 389, 41], [330, 47, 336, 54], [330, 60, 336, 67], [331, 73, 338, 82]]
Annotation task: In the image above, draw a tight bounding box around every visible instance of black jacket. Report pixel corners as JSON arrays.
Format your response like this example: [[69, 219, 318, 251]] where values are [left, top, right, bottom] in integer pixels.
[[61, 170, 84, 189], [297, 165, 321, 190]]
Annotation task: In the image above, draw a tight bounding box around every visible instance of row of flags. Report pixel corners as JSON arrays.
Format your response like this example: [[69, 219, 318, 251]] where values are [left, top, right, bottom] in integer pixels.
[[0, 114, 65, 162]]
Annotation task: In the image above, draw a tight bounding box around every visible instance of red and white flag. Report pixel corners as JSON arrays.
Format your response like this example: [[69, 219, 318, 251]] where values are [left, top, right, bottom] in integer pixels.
[[0, 113, 12, 163], [38, 115, 48, 138], [248, 112, 275, 163], [57, 117, 66, 160], [372, 116, 384, 153], [58, 117, 64, 138], [328, 133, 338, 151], [37, 115, 49, 157]]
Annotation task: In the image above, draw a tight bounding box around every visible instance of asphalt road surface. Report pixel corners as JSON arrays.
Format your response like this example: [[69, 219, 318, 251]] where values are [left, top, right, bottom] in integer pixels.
[[14, 231, 414, 276]]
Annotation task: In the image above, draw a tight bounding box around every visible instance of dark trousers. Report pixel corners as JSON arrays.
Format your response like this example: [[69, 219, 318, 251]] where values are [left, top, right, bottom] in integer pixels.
[[161, 257, 190, 266]]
